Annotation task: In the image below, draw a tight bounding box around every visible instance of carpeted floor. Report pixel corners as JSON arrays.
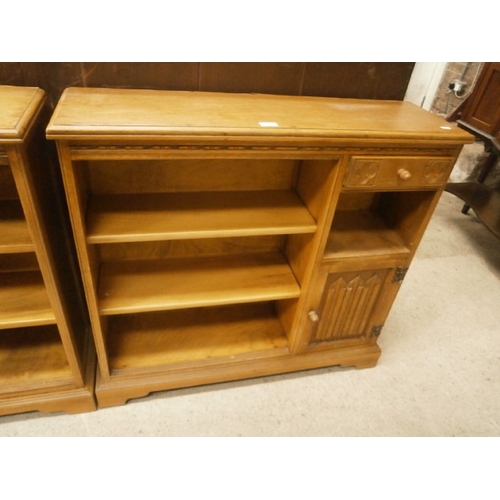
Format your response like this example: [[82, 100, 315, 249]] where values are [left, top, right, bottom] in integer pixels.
[[0, 188, 499, 437]]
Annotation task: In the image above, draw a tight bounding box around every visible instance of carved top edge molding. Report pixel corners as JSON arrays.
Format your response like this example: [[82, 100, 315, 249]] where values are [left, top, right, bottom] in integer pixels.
[[69, 144, 455, 154]]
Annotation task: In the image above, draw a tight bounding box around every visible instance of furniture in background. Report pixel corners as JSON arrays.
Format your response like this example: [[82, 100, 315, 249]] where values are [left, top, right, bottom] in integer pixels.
[[47, 88, 472, 408], [0, 86, 96, 415], [445, 62, 500, 238]]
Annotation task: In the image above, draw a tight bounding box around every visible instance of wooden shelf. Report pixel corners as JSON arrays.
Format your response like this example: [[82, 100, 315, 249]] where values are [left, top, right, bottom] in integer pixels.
[[106, 302, 289, 373], [98, 252, 301, 315], [0, 271, 56, 329], [324, 210, 410, 260], [86, 190, 317, 244], [0, 325, 73, 393], [0, 200, 34, 254]]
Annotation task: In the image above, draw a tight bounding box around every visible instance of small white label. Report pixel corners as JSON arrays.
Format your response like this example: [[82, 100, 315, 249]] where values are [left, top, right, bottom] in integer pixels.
[[259, 122, 279, 127], [440, 126, 452, 130]]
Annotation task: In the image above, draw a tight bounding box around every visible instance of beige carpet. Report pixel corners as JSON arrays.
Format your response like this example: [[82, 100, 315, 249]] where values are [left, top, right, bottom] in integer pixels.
[[0, 191, 499, 437]]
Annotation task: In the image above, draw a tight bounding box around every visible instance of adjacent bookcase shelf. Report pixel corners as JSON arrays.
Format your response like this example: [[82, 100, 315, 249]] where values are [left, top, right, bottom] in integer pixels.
[[0, 271, 55, 328], [0, 200, 34, 253]]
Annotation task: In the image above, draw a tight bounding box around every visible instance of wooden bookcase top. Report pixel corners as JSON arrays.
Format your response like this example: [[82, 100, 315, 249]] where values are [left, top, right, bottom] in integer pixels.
[[0, 86, 45, 143], [46, 87, 473, 145]]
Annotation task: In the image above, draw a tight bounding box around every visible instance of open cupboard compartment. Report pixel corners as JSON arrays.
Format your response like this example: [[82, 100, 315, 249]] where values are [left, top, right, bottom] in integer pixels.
[[324, 189, 439, 261], [68, 156, 339, 378]]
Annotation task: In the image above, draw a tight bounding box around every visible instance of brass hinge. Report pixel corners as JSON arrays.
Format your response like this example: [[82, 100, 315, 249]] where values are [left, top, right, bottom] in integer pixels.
[[393, 266, 409, 283], [371, 324, 384, 337]]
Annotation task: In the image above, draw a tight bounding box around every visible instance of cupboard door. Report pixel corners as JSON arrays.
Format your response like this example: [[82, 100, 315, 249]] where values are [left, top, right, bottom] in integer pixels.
[[307, 267, 403, 347]]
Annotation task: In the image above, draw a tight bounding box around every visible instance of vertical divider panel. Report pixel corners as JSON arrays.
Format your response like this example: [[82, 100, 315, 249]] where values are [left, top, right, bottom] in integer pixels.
[[279, 157, 341, 350]]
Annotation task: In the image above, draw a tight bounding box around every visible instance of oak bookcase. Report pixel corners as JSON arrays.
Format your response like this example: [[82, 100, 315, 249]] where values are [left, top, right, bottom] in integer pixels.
[[46, 88, 472, 408], [0, 86, 96, 415]]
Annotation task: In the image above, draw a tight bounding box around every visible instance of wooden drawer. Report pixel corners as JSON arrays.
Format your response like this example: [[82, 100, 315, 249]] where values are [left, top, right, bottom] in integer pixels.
[[343, 156, 454, 190]]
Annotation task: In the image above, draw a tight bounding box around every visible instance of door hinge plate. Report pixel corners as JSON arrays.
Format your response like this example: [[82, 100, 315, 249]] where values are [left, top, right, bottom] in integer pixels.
[[393, 266, 409, 283]]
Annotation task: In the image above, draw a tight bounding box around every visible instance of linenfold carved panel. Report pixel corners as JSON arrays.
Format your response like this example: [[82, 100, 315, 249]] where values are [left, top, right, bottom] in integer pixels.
[[311, 271, 386, 343]]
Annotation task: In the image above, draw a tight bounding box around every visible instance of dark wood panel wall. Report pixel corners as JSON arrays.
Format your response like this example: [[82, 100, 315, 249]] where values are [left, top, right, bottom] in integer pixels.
[[0, 62, 415, 110]]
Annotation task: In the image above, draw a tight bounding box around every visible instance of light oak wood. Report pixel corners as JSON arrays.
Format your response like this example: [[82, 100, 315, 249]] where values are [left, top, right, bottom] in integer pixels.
[[325, 190, 439, 260], [0, 200, 34, 253], [344, 156, 455, 189], [96, 343, 383, 408], [46, 87, 472, 145], [309, 269, 391, 344], [98, 252, 301, 315], [0, 86, 45, 142], [97, 235, 286, 261], [85, 158, 298, 193], [0, 271, 55, 328], [106, 302, 289, 373], [0, 85, 96, 415], [325, 210, 410, 259], [0, 328, 97, 415], [47, 87, 473, 409], [0, 325, 72, 393], [87, 190, 317, 244]]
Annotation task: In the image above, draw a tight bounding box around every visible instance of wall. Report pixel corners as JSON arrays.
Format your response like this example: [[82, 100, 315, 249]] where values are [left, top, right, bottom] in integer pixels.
[[430, 62, 484, 117], [0, 62, 415, 110], [404, 62, 447, 110]]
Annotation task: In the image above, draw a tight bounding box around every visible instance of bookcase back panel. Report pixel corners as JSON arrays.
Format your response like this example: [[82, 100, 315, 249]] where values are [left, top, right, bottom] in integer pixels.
[[97, 235, 287, 262], [85, 159, 299, 194], [0, 325, 72, 391], [326, 190, 438, 259], [0, 165, 18, 200], [0, 253, 39, 272]]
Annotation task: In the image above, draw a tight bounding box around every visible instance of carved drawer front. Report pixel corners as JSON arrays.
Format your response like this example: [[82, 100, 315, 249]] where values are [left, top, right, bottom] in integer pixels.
[[343, 156, 454, 190]]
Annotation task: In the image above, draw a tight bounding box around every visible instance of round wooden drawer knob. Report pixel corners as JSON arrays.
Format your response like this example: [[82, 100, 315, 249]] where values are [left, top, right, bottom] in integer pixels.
[[308, 311, 319, 323], [397, 168, 412, 181]]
